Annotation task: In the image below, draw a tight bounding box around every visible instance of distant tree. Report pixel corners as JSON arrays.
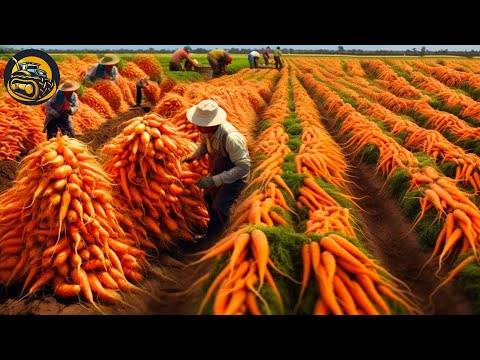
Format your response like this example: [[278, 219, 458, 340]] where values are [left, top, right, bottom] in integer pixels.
[[412, 48, 417, 53], [338, 46, 345, 52]]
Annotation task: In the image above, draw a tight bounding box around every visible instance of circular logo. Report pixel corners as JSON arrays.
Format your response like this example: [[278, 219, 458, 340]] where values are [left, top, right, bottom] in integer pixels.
[[4, 49, 59, 105]]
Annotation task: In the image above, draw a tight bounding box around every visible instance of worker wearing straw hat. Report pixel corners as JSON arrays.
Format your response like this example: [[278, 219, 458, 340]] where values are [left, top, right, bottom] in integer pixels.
[[83, 54, 120, 84], [182, 99, 250, 241], [43, 79, 80, 140]]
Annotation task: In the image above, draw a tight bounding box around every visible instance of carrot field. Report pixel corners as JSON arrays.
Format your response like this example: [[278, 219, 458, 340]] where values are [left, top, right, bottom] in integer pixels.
[[0, 54, 479, 315]]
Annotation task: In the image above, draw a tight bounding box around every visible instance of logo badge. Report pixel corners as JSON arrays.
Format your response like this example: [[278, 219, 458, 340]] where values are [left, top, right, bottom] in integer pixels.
[[4, 49, 59, 105]]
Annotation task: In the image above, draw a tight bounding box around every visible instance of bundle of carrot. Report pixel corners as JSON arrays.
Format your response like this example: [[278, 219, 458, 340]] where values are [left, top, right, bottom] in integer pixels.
[[119, 62, 148, 80], [78, 88, 115, 119], [296, 234, 421, 315], [101, 113, 209, 248], [0, 133, 150, 307], [133, 55, 162, 83], [0, 94, 45, 160], [93, 80, 130, 113], [193, 227, 299, 315]]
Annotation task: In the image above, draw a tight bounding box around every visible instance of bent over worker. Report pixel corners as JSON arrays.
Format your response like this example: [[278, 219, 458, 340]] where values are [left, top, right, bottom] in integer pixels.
[[207, 49, 233, 78], [182, 99, 250, 241], [43, 79, 80, 140]]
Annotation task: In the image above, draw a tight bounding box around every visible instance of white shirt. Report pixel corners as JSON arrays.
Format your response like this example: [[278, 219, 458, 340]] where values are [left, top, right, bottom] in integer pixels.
[[249, 51, 261, 58]]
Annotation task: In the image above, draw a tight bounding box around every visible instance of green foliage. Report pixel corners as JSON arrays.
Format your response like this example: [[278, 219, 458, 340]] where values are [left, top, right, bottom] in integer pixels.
[[258, 120, 271, 133], [413, 152, 439, 169], [401, 189, 423, 219], [387, 169, 410, 201], [280, 152, 297, 173], [440, 161, 457, 178], [286, 135, 302, 152], [284, 123, 303, 136], [362, 144, 380, 164], [458, 254, 480, 314], [415, 209, 443, 249]]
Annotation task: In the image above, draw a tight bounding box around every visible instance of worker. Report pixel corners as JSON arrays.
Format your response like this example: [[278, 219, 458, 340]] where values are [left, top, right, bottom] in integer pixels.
[[263, 47, 271, 66], [207, 49, 233, 78], [248, 50, 261, 69], [135, 77, 148, 106], [273, 47, 283, 70], [169, 46, 197, 71], [83, 54, 120, 84], [182, 99, 250, 241], [43, 79, 80, 140]]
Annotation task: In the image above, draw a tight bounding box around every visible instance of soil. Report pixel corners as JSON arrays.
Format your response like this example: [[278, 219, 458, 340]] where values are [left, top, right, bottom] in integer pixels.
[[0, 100, 474, 315]]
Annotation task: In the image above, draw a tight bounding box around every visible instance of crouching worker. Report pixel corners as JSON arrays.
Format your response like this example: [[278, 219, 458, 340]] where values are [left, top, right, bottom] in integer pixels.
[[182, 99, 251, 242], [43, 79, 80, 140]]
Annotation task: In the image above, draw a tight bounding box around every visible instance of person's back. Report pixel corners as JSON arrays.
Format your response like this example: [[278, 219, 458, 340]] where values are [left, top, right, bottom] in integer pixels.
[[169, 46, 194, 71], [209, 49, 226, 60], [208, 49, 232, 78], [263, 47, 271, 66], [248, 51, 260, 69], [273, 47, 283, 70]]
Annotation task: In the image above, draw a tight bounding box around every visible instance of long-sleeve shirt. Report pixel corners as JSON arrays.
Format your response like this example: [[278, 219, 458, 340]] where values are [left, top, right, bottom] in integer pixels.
[[84, 64, 118, 81], [170, 48, 195, 66], [44, 90, 79, 127], [273, 48, 282, 57], [209, 49, 230, 66], [249, 51, 260, 58], [264, 48, 270, 57], [191, 121, 250, 186]]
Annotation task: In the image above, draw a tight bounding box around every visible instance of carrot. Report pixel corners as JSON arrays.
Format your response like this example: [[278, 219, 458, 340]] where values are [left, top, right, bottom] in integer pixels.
[[430, 255, 475, 301], [321, 251, 336, 286], [294, 243, 311, 313], [229, 233, 251, 275], [224, 289, 248, 315], [313, 297, 330, 315], [27, 269, 55, 296], [53, 277, 82, 298], [332, 274, 358, 315], [251, 229, 269, 290], [246, 292, 262, 315]]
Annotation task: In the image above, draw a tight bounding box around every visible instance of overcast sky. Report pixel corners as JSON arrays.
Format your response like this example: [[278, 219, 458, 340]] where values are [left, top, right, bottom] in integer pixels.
[[3, 45, 480, 51]]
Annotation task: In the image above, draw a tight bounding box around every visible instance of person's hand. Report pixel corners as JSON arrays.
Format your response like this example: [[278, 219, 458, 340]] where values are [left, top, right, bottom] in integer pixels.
[[181, 155, 194, 163], [196, 176, 214, 189]]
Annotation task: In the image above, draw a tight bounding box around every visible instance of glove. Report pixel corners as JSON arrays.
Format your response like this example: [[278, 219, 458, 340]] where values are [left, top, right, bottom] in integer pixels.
[[196, 176, 214, 189], [181, 155, 194, 163]]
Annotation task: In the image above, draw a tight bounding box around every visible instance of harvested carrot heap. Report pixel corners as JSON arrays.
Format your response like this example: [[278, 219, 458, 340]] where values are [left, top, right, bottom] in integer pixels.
[[102, 112, 209, 249], [0, 133, 150, 307]]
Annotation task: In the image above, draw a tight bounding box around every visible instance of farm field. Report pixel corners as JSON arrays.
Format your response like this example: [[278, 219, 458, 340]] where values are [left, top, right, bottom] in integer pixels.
[[0, 54, 480, 315]]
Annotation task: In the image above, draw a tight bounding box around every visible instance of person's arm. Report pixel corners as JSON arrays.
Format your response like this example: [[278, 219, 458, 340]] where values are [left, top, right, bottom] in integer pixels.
[[212, 133, 250, 186], [69, 94, 79, 115], [84, 64, 97, 81], [191, 143, 208, 160], [44, 95, 60, 118], [184, 51, 196, 66], [110, 66, 118, 80]]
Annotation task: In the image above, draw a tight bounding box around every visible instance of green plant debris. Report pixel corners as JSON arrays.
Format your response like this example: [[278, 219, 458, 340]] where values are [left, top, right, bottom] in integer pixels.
[[286, 135, 302, 151], [440, 161, 457, 178], [362, 144, 380, 164]]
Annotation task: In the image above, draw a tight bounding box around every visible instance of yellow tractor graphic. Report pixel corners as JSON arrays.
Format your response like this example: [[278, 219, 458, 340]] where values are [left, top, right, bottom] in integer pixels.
[[8, 57, 54, 101]]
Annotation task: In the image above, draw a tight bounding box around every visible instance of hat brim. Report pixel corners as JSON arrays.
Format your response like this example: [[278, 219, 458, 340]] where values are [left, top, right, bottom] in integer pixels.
[[58, 82, 80, 92], [186, 104, 227, 127], [99, 57, 120, 65]]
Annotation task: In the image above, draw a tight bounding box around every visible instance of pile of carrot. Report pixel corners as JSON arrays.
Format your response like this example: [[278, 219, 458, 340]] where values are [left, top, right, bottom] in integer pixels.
[[0, 133, 150, 307], [101, 113, 209, 248]]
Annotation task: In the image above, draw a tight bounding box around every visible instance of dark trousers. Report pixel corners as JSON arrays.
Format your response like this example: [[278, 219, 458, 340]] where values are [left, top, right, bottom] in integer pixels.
[[263, 55, 269, 66], [46, 117, 75, 140], [208, 54, 226, 78], [169, 61, 182, 71], [136, 85, 142, 106], [274, 56, 283, 70], [204, 179, 247, 242]]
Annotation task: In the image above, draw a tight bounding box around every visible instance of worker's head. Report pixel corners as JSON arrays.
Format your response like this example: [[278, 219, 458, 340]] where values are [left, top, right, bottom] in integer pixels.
[[277, 47, 280, 50], [99, 54, 120, 71], [58, 79, 80, 97], [267, 47, 270, 49], [184, 46, 193, 53], [186, 99, 226, 132]]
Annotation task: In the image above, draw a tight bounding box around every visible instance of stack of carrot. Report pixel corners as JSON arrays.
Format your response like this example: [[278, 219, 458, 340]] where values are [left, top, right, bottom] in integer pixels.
[[93, 80, 130, 113], [0, 133, 150, 306], [102, 113, 209, 248]]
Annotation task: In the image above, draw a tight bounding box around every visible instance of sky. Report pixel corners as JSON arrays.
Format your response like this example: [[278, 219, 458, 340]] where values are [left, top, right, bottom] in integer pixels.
[[2, 45, 480, 51]]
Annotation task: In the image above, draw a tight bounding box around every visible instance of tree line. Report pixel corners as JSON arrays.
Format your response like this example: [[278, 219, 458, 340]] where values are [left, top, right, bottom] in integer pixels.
[[1, 47, 479, 57]]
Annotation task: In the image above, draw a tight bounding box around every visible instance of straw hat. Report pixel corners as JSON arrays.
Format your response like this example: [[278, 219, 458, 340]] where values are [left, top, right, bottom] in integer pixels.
[[99, 54, 120, 65], [186, 99, 227, 127], [58, 79, 80, 92]]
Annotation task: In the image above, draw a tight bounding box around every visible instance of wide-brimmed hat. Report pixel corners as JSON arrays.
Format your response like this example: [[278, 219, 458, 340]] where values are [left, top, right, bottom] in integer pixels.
[[184, 46, 192, 52], [186, 99, 227, 127], [99, 54, 120, 65], [58, 79, 80, 92]]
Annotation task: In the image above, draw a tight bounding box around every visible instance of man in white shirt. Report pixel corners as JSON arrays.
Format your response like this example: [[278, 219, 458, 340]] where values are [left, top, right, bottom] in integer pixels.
[[248, 50, 261, 69], [182, 99, 251, 241]]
